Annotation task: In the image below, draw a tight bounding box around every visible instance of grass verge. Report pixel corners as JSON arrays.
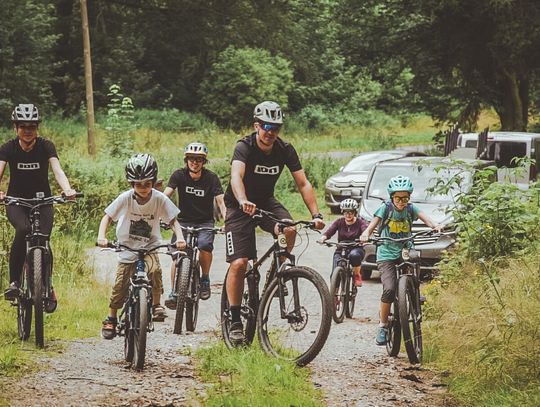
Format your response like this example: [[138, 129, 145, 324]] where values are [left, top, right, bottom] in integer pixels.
[[195, 341, 324, 406]]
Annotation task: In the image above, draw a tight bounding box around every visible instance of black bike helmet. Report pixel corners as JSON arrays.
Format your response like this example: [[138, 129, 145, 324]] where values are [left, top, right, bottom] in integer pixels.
[[125, 153, 158, 182], [11, 103, 41, 123]]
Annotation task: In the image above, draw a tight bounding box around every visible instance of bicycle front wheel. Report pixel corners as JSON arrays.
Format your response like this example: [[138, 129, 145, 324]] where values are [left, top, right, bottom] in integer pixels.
[[33, 249, 44, 348], [17, 261, 32, 341], [329, 266, 347, 323], [345, 271, 357, 319], [185, 261, 200, 332], [173, 257, 191, 334], [133, 287, 149, 370], [398, 276, 422, 364], [257, 266, 332, 367], [386, 300, 401, 357]]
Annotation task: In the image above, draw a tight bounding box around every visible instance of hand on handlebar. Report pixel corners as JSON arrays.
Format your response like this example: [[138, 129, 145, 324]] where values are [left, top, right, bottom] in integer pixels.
[[239, 200, 257, 216], [312, 218, 325, 230], [62, 189, 78, 201], [175, 239, 187, 250], [96, 238, 108, 248], [359, 233, 370, 243]]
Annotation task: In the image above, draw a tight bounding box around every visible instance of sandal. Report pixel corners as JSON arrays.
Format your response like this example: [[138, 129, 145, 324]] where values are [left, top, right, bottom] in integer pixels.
[[152, 304, 167, 322], [101, 317, 117, 340]]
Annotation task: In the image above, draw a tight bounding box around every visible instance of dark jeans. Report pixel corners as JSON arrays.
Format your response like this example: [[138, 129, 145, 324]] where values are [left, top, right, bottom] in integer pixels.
[[331, 246, 365, 277], [6, 204, 54, 283]]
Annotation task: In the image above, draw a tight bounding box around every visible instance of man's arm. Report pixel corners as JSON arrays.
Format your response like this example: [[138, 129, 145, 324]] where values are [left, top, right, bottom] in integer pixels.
[[291, 169, 324, 229], [230, 160, 256, 215], [0, 160, 7, 200], [215, 193, 227, 219], [50, 157, 76, 197]]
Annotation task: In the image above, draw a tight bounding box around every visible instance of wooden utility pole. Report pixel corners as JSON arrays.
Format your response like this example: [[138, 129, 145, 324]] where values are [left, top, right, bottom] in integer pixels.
[[80, 0, 96, 155]]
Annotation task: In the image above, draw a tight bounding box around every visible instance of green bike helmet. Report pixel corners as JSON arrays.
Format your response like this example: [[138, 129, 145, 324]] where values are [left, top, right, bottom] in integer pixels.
[[387, 175, 413, 196]]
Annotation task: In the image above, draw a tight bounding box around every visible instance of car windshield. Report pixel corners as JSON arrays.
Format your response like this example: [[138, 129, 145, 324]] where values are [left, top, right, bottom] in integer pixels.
[[343, 153, 400, 172], [366, 164, 472, 203]]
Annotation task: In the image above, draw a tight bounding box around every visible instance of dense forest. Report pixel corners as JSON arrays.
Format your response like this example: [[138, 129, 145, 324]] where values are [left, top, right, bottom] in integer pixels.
[[2, 0, 540, 130]]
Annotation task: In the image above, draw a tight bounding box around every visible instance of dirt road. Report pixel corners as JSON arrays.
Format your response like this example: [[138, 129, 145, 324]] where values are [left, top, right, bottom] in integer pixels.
[[3, 231, 454, 406]]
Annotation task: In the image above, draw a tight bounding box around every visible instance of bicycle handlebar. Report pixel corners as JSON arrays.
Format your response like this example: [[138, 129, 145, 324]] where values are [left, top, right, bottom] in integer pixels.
[[367, 230, 454, 245], [317, 240, 362, 248], [96, 241, 181, 256], [252, 208, 318, 230], [1, 193, 84, 209]]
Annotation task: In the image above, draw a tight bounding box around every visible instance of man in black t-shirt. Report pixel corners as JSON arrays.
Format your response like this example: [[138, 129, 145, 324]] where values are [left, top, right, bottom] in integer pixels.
[[224, 101, 325, 343], [163, 142, 226, 304], [0, 104, 77, 309]]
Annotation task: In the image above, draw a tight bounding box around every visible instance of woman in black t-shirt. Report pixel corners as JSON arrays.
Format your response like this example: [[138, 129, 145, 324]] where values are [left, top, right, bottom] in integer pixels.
[[0, 104, 77, 308]]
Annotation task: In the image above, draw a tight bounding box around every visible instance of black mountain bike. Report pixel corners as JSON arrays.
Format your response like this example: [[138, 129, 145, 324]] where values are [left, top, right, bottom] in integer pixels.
[[318, 240, 361, 323], [221, 209, 332, 367], [100, 242, 175, 370], [2, 193, 83, 348], [370, 231, 440, 364], [171, 225, 222, 335]]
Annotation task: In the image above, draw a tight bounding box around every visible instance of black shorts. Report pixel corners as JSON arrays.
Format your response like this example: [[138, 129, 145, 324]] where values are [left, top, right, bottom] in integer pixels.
[[224, 197, 292, 262]]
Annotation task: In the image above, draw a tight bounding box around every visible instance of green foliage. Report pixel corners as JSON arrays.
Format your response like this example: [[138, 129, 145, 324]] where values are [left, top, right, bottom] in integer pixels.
[[195, 341, 323, 406], [103, 84, 135, 158], [132, 109, 216, 133], [199, 47, 294, 128]]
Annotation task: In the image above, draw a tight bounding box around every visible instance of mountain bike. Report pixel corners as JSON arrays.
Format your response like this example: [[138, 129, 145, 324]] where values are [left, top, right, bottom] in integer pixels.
[[318, 240, 361, 323], [221, 208, 332, 367], [171, 225, 222, 334], [100, 242, 177, 370], [2, 193, 83, 348], [370, 230, 441, 364]]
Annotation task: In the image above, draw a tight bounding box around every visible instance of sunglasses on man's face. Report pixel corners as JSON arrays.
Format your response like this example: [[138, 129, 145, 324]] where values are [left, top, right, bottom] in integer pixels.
[[260, 123, 281, 133]]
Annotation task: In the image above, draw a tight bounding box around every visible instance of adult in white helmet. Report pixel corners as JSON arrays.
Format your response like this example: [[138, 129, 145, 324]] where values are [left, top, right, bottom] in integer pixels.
[[163, 142, 226, 306], [222, 101, 325, 344], [1, 104, 78, 309]]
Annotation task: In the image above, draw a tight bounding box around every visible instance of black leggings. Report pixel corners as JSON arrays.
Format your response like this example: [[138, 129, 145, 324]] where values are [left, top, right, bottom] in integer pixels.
[[6, 205, 54, 284]]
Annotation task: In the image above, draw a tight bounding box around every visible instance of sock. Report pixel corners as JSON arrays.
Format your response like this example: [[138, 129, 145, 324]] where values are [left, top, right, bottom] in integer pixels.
[[230, 305, 241, 323], [379, 322, 388, 328]]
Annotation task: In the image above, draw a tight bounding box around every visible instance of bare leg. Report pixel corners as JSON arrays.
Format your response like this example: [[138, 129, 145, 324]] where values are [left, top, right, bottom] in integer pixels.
[[227, 258, 247, 305], [199, 250, 212, 277]]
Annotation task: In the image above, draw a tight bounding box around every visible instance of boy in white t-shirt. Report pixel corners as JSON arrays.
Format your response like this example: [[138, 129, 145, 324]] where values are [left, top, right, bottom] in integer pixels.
[[97, 154, 186, 340]]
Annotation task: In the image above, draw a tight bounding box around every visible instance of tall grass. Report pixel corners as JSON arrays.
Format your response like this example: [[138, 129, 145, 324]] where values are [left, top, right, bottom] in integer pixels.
[[195, 341, 323, 406]]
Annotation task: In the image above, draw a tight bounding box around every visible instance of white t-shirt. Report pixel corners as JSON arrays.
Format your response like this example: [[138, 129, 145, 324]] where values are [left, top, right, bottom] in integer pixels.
[[105, 189, 180, 263]]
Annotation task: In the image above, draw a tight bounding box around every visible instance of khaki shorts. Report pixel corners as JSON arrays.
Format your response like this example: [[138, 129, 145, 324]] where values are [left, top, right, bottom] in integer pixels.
[[109, 253, 163, 310]]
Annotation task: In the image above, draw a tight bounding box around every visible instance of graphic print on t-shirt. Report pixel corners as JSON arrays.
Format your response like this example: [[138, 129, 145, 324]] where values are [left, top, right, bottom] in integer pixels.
[[254, 164, 280, 175], [186, 186, 205, 197], [387, 218, 411, 236], [17, 162, 40, 170], [129, 217, 152, 242]]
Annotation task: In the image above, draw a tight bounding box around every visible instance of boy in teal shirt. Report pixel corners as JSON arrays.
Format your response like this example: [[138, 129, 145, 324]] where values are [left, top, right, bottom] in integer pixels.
[[360, 175, 441, 345]]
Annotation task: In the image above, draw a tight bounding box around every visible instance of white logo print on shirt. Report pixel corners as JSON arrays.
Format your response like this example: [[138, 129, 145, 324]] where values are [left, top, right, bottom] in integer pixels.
[[17, 163, 40, 170], [186, 186, 205, 197], [254, 165, 279, 175]]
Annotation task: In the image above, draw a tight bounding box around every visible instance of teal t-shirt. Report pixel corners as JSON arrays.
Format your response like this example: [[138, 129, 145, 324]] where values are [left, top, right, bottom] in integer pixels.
[[374, 202, 420, 261]]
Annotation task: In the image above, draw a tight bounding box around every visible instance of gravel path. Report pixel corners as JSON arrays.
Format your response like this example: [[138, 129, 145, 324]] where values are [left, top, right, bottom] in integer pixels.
[[3, 231, 455, 406]]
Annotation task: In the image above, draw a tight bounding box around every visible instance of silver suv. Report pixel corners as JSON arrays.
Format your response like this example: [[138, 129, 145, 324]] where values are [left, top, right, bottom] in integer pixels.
[[359, 156, 492, 279]]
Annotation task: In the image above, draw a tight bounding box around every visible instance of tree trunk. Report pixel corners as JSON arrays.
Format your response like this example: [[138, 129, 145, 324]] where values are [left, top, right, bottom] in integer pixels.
[[498, 68, 528, 131]]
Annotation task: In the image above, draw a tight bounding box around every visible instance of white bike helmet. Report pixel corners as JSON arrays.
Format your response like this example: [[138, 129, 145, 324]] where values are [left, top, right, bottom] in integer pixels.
[[125, 153, 158, 182], [11, 104, 41, 123], [340, 198, 359, 213], [184, 142, 208, 158], [253, 101, 283, 124]]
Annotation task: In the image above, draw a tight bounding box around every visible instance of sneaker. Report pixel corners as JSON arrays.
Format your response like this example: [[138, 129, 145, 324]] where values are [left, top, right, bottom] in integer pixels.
[[4, 282, 20, 301], [164, 291, 177, 310], [419, 295, 426, 305], [200, 277, 211, 300], [44, 287, 57, 313], [354, 273, 363, 287], [152, 304, 168, 322], [101, 317, 117, 340], [375, 326, 388, 346], [229, 321, 244, 344]]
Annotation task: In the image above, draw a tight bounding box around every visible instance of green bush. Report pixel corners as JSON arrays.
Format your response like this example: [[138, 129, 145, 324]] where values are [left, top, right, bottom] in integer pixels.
[[199, 47, 294, 128], [133, 108, 216, 132]]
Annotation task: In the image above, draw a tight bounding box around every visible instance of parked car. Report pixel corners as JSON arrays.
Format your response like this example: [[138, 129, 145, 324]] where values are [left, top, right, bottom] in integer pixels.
[[324, 150, 426, 214], [359, 156, 494, 280]]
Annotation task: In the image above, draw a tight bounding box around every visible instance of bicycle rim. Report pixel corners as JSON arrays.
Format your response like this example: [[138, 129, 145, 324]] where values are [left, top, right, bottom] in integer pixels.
[[185, 262, 200, 332], [398, 276, 422, 364], [221, 268, 258, 348], [329, 267, 346, 323], [257, 266, 332, 366], [386, 300, 401, 357], [133, 288, 148, 370], [174, 257, 191, 334], [33, 249, 44, 348], [17, 262, 32, 341]]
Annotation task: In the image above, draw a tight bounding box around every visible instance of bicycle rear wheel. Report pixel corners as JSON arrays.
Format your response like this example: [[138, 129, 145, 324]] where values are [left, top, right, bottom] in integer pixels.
[[17, 261, 32, 341], [133, 287, 149, 370], [257, 266, 332, 367], [329, 266, 347, 323], [385, 300, 401, 357], [398, 276, 422, 364], [185, 261, 200, 332], [173, 257, 191, 334], [345, 272, 357, 319], [33, 249, 44, 348], [221, 266, 258, 348]]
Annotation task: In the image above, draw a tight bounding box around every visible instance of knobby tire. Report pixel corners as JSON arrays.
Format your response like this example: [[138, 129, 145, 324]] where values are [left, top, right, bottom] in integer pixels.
[[33, 249, 44, 348], [329, 266, 347, 323], [185, 261, 200, 332], [345, 270, 357, 319], [173, 257, 191, 334], [17, 261, 32, 341], [398, 276, 422, 364], [133, 287, 149, 370], [386, 300, 401, 357]]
